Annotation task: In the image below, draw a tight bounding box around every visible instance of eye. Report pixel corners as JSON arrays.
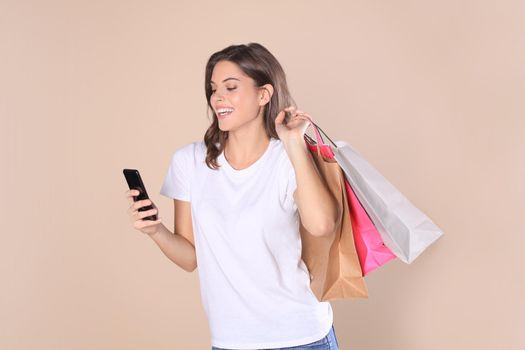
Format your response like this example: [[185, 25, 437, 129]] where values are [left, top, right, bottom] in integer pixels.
[[210, 87, 236, 95]]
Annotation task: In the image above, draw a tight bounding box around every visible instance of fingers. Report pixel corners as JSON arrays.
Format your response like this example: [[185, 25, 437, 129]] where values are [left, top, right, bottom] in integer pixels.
[[126, 189, 140, 197], [275, 110, 286, 124], [291, 109, 313, 125], [284, 106, 304, 113], [282, 106, 299, 123], [124, 189, 163, 235], [129, 206, 160, 225], [127, 198, 154, 214], [286, 112, 311, 124], [298, 113, 313, 124], [134, 207, 159, 220], [125, 189, 151, 209], [125, 190, 157, 218], [284, 106, 308, 118], [125, 189, 140, 205]]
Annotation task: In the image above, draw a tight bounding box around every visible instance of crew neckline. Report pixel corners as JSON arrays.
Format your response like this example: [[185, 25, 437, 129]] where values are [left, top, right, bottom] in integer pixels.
[[219, 138, 277, 175]]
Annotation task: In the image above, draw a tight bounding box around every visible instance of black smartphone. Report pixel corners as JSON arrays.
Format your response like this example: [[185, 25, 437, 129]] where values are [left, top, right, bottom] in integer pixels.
[[123, 168, 158, 221]]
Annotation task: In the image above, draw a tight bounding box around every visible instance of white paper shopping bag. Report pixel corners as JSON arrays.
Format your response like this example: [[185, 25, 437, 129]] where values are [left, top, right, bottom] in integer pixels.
[[332, 141, 443, 263]]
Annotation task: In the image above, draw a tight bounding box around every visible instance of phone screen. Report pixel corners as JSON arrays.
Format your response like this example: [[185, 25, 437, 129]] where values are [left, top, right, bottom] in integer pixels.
[[123, 168, 158, 220]]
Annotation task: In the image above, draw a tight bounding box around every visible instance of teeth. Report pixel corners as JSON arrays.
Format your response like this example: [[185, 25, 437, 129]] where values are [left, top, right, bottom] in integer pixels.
[[217, 108, 234, 115]]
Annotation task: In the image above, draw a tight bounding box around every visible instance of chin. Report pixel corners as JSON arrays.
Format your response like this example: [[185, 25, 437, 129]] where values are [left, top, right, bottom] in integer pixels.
[[217, 123, 231, 132]]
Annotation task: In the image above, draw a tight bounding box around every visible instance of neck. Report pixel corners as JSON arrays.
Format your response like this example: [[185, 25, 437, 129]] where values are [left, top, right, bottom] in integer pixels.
[[224, 131, 270, 165]]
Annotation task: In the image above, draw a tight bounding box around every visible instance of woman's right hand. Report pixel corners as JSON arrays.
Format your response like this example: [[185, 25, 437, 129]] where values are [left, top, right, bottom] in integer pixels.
[[125, 189, 163, 236]]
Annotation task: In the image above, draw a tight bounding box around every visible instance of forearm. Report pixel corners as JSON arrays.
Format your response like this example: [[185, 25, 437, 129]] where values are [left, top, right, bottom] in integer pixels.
[[148, 223, 197, 272], [282, 137, 339, 236]]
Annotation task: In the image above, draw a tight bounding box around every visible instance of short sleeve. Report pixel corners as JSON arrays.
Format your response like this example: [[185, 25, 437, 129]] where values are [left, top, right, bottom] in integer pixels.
[[159, 144, 193, 202]]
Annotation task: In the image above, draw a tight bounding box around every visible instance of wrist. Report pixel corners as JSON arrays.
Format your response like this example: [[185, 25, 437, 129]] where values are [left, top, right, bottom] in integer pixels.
[[147, 223, 166, 239], [282, 136, 306, 151]]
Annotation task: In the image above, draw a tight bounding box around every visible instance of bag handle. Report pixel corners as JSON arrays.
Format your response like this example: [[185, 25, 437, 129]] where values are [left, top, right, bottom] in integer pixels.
[[300, 115, 339, 150], [299, 114, 331, 159]]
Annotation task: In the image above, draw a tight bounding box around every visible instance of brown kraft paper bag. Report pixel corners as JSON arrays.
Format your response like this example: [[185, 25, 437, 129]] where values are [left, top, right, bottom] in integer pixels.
[[299, 140, 369, 301]]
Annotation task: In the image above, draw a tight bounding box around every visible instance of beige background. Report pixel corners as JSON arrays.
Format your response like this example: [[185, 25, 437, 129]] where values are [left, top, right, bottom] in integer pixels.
[[1, 0, 524, 349]]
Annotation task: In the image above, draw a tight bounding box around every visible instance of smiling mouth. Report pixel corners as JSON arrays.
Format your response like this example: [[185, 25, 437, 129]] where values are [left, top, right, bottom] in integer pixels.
[[217, 110, 233, 118]]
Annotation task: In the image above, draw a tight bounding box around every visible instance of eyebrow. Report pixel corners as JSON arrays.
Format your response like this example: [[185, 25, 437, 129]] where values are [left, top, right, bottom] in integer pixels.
[[210, 77, 240, 85]]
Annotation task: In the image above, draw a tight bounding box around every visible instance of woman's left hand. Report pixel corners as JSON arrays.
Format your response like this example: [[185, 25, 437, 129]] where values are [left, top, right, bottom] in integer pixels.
[[274, 106, 312, 143]]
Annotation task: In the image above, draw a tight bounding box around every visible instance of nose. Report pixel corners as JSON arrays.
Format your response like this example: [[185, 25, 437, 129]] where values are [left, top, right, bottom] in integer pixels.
[[214, 93, 223, 102]]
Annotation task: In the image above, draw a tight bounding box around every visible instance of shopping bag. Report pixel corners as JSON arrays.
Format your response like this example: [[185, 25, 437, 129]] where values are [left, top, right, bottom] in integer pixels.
[[299, 118, 368, 301], [331, 140, 444, 264], [344, 179, 397, 275], [304, 131, 396, 276]]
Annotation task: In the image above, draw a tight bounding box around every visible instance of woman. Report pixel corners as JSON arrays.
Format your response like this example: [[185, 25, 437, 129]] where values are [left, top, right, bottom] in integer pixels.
[[126, 43, 341, 350]]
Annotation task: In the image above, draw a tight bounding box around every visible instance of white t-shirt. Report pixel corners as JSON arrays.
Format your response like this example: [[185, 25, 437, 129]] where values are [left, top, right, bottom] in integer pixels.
[[159, 137, 333, 350]]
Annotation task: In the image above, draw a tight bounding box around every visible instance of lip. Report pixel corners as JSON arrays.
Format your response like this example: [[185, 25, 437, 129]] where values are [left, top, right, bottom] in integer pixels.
[[217, 111, 232, 120], [215, 105, 234, 119], [215, 105, 233, 109]]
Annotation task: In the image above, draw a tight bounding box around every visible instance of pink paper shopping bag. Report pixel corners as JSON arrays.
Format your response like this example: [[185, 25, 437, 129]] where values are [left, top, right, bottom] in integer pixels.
[[303, 119, 396, 276], [344, 179, 396, 275]]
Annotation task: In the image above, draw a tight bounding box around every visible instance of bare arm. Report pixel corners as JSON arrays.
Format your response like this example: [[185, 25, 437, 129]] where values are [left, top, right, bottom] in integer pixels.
[[283, 138, 339, 237], [149, 199, 197, 272]]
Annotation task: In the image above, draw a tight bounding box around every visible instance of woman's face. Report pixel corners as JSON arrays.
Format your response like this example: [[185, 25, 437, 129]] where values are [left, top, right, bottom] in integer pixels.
[[209, 60, 264, 132]]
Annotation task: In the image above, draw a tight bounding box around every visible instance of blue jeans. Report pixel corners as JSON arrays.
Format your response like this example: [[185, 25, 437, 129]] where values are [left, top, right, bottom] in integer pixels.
[[211, 324, 340, 350]]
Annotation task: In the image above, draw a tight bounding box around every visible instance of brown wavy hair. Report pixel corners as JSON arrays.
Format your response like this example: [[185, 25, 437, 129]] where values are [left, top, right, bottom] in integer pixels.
[[203, 42, 297, 170]]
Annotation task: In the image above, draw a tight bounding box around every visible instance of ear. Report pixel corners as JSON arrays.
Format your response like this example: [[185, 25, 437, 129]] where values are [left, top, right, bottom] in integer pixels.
[[258, 84, 274, 106]]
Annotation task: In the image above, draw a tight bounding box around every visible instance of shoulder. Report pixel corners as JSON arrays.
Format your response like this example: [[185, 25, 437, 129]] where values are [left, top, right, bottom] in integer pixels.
[[272, 138, 293, 169], [169, 140, 206, 167], [172, 140, 206, 157], [173, 140, 203, 153]]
